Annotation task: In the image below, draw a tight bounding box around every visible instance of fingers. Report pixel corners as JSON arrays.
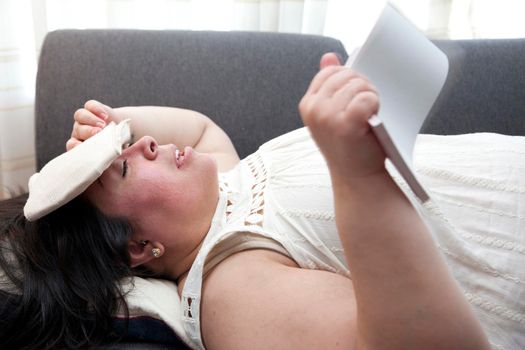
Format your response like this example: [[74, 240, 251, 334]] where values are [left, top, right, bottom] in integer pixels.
[[306, 59, 369, 99], [299, 55, 385, 179], [71, 107, 105, 141], [67, 100, 113, 150], [73, 108, 106, 128], [67, 123, 102, 151], [302, 68, 376, 116], [84, 100, 110, 121], [300, 67, 378, 133], [72, 123, 103, 140], [317, 69, 361, 97], [305, 65, 346, 96], [343, 91, 380, 132], [305, 52, 345, 95], [66, 138, 81, 151], [332, 77, 377, 110]]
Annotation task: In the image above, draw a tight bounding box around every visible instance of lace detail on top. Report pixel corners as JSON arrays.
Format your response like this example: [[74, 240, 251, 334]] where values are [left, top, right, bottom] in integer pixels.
[[181, 160, 275, 350], [218, 174, 237, 220], [243, 152, 267, 227]]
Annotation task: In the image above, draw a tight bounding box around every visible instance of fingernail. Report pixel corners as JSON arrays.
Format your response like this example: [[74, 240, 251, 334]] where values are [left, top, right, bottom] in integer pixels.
[[96, 121, 106, 128], [100, 111, 108, 120]]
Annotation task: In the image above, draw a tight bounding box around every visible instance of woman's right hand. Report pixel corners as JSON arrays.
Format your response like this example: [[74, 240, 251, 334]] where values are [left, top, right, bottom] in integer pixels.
[[66, 100, 115, 151], [299, 53, 385, 184]]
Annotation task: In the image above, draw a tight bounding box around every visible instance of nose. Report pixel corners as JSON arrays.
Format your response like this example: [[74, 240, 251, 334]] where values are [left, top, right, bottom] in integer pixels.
[[123, 136, 158, 160]]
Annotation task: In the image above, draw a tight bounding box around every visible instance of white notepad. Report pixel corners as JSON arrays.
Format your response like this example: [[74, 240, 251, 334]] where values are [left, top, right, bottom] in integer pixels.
[[346, 2, 449, 202]]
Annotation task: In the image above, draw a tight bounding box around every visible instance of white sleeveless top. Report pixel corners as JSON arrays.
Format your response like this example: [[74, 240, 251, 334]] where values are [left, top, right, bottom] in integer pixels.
[[181, 127, 525, 350]]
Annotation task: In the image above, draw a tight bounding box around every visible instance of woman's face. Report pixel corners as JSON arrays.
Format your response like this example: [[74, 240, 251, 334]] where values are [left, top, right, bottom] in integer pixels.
[[85, 136, 219, 248]]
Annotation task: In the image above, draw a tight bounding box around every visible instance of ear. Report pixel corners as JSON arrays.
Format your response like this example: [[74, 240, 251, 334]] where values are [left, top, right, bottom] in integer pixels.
[[127, 240, 164, 268]]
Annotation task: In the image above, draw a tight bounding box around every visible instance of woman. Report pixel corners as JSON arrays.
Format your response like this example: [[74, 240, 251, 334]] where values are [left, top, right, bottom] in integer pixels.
[[0, 53, 496, 349]]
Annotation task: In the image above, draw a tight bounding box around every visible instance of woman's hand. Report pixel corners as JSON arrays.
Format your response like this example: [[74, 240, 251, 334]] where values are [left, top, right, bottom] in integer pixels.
[[66, 100, 116, 151], [299, 53, 386, 184]]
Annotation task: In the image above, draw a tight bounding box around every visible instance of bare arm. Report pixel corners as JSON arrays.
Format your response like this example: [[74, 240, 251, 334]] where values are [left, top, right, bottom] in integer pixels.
[[299, 54, 490, 349], [333, 174, 488, 349], [67, 101, 240, 171], [200, 250, 359, 350]]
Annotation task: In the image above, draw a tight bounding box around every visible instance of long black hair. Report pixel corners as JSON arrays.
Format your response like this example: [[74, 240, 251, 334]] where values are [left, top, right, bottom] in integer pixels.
[[0, 193, 141, 349]]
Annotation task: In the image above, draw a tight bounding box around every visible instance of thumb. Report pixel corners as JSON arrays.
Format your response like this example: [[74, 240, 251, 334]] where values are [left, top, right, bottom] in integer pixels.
[[320, 52, 343, 69]]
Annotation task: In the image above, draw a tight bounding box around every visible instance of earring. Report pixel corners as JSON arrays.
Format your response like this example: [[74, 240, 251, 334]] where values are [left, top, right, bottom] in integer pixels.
[[152, 248, 162, 258]]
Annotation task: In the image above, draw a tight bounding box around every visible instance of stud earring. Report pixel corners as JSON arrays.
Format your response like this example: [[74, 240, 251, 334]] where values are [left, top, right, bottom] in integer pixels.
[[152, 248, 162, 258]]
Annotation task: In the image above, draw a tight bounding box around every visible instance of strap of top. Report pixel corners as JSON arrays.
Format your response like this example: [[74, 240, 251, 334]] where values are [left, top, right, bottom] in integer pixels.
[[203, 232, 290, 278]]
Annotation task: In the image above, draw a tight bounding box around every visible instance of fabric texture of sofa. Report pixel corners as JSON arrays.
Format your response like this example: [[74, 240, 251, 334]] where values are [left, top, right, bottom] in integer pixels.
[[34, 30, 525, 349]]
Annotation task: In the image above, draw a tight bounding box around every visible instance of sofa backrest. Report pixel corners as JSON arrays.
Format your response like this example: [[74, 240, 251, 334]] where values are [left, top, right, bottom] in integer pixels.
[[35, 31, 525, 171], [423, 39, 525, 136], [35, 30, 348, 168]]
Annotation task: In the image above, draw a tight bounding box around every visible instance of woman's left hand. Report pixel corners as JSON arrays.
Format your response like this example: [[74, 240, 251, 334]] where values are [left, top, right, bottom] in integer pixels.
[[299, 53, 387, 184]]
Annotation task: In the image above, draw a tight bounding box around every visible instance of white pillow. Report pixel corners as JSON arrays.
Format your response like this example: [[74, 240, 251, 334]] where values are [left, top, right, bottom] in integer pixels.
[[118, 277, 195, 348]]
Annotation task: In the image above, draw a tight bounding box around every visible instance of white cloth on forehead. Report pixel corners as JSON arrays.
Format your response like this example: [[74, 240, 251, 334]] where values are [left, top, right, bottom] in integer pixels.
[[23, 120, 132, 221]]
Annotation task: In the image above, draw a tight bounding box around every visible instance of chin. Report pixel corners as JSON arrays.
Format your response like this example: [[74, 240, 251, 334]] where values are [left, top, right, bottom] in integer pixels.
[[203, 152, 219, 173]]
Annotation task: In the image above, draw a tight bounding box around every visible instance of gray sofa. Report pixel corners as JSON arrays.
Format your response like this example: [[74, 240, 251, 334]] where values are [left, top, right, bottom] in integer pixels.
[[34, 30, 525, 349]]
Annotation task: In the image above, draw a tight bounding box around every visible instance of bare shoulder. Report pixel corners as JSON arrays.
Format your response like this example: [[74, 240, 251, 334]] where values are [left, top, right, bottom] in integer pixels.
[[200, 250, 358, 350]]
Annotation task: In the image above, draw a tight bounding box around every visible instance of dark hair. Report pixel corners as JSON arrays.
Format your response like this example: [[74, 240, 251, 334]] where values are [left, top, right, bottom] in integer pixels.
[[0, 194, 141, 349]]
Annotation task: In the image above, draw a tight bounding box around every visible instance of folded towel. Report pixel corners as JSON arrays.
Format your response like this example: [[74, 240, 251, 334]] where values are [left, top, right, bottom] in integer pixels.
[[24, 120, 131, 221]]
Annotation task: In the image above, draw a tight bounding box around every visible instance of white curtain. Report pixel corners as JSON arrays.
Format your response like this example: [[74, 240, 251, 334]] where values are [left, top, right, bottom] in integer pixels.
[[0, 0, 38, 199], [1, 0, 524, 198]]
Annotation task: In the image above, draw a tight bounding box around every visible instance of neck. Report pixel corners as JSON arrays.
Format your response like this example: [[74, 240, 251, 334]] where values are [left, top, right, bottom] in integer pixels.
[[172, 235, 205, 283], [164, 194, 220, 287], [176, 265, 191, 296]]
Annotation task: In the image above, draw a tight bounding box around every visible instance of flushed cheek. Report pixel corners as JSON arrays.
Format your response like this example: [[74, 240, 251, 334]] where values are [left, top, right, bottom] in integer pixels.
[[84, 184, 121, 216], [130, 176, 196, 207]]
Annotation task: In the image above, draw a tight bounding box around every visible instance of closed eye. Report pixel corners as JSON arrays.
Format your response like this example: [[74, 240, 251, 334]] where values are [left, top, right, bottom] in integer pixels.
[[122, 159, 128, 177]]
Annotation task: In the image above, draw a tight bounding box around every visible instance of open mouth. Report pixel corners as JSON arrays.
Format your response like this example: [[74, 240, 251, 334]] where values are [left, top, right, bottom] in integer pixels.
[[175, 149, 185, 168], [174, 146, 192, 168]]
